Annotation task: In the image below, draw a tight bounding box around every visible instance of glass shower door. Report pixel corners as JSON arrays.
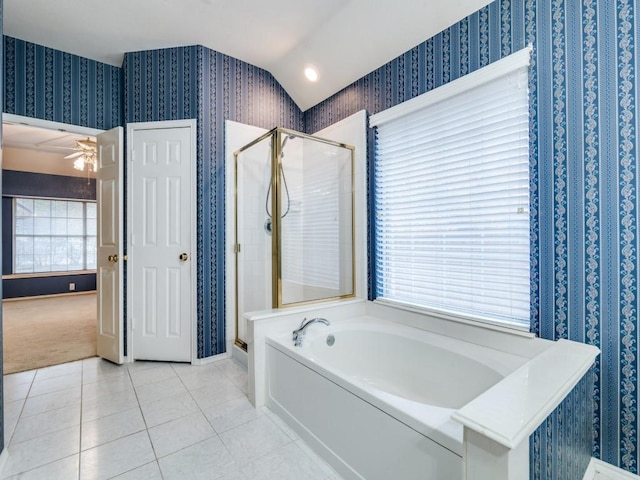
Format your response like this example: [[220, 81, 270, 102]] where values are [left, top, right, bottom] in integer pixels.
[[279, 136, 354, 305]]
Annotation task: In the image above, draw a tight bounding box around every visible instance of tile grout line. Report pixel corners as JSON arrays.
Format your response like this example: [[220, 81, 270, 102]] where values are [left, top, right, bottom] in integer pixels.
[[169, 360, 276, 477], [2, 365, 81, 479], [79, 361, 168, 479], [125, 361, 164, 479], [169, 362, 236, 470], [6, 372, 35, 448], [196, 361, 253, 477], [195, 360, 307, 477]]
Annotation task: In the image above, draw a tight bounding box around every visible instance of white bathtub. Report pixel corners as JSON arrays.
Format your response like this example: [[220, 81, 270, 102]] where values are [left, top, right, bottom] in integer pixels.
[[265, 316, 529, 480]]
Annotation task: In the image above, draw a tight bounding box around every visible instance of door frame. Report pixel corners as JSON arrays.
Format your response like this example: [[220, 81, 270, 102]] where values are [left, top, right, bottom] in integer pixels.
[[2, 113, 105, 345], [126, 119, 198, 363]]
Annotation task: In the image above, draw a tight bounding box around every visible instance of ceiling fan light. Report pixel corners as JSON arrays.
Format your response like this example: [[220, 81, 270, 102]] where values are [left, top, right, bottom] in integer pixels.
[[73, 157, 85, 171], [304, 66, 318, 82]]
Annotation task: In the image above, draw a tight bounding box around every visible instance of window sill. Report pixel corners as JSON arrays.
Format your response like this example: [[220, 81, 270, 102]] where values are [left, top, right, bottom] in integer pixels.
[[3, 270, 97, 280], [373, 298, 534, 339]]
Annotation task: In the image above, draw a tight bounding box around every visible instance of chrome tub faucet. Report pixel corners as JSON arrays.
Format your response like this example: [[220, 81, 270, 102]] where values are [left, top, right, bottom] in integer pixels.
[[292, 317, 330, 347]]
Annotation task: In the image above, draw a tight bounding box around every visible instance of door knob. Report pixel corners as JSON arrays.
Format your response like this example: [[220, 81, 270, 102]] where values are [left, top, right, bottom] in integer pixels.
[[179, 253, 189, 261], [108, 254, 118, 263]]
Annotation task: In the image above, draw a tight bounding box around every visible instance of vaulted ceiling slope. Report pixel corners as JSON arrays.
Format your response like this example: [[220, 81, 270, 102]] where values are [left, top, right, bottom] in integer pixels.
[[5, 0, 492, 111]]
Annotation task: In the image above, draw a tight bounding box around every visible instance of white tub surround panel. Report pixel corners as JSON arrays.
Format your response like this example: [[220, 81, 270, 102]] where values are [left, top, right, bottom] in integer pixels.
[[267, 343, 463, 480], [453, 339, 599, 480], [266, 317, 527, 459], [245, 298, 366, 407], [255, 303, 600, 480], [463, 429, 529, 480]]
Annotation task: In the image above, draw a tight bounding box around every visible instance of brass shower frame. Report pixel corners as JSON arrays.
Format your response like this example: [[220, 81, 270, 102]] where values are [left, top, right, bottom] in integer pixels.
[[233, 127, 356, 351]]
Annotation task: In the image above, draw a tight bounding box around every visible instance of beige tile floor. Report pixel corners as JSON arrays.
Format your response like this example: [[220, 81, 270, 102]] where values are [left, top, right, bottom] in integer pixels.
[[1, 357, 343, 479]]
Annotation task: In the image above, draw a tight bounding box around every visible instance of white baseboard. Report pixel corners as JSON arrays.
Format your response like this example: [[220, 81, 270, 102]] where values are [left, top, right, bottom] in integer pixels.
[[584, 458, 640, 480], [191, 352, 231, 366], [124, 351, 233, 367], [231, 345, 248, 368]]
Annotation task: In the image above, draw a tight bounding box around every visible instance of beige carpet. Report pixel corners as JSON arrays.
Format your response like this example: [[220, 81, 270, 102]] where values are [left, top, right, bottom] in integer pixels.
[[2, 293, 97, 374]]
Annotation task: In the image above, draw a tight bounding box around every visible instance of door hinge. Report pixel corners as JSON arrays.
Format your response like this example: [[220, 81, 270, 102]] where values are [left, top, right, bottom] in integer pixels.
[[234, 244, 241, 254]]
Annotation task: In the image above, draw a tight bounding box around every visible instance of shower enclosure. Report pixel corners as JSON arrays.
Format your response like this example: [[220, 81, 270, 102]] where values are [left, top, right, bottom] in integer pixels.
[[234, 128, 355, 349]]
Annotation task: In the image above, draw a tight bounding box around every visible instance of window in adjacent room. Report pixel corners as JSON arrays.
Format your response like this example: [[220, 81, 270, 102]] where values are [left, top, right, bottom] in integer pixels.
[[371, 47, 531, 331], [14, 197, 97, 274]]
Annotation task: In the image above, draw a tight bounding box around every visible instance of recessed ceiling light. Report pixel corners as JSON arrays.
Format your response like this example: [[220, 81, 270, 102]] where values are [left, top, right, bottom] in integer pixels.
[[304, 66, 318, 82]]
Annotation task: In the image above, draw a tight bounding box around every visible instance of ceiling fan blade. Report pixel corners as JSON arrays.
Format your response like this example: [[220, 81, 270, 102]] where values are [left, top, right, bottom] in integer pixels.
[[64, 151, 85, 159], [76, 139, 96, 149]]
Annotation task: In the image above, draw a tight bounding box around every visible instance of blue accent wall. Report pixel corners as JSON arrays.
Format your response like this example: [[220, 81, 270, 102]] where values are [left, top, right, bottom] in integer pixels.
[[124, 46, 303, 358], [4, 36, 123, 129], [2, 170, 97, 298], [3, 274, 95, 299], [304, 0, 636, 476], [2, 169, 96, 199]]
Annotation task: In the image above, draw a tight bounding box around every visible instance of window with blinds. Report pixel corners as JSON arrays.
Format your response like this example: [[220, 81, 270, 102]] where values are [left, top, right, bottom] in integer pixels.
[[14, 197, 97, 274], [371, 47, 531, 330]]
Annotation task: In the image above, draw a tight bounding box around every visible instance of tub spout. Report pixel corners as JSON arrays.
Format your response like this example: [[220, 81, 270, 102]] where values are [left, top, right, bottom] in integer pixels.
[[292, 317, 330, 347]]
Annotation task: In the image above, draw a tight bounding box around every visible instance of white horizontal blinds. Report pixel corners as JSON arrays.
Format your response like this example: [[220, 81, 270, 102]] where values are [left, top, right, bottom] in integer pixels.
[[374, 55, 530, 329]]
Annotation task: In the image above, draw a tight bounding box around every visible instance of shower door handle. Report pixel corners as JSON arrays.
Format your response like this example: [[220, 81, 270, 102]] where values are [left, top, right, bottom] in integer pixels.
[[179, 253, 189, 262]]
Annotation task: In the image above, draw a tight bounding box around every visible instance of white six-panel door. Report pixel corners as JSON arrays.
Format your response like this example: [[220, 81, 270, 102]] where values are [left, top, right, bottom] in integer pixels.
[[97, 127, 124, 364], [128, 121, 195, 362]]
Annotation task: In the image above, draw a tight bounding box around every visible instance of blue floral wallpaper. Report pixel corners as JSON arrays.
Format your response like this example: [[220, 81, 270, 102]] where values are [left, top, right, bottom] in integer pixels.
[[4, 37, 122, 130], [124, 46, 303, 358], [3, 36, 304, 360], [305, 0, 637, 476], [3, 0, 638, 476], [124, 47, 198, 123]]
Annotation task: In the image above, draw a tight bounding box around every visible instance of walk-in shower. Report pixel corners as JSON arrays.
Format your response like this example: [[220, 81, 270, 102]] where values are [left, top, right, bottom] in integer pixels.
[[234, 128, 355, 349]]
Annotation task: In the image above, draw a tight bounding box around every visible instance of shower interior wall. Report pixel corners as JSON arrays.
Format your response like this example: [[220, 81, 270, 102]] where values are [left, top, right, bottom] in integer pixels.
[[236, 133, 273, 343]]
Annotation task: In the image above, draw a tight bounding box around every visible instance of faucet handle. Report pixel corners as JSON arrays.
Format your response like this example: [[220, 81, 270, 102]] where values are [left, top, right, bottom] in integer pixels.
[[292, 318, 306, 347]]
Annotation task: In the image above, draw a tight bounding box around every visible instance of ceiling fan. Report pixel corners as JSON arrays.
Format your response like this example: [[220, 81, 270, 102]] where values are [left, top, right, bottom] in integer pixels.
[[64, 138, 97, 172]]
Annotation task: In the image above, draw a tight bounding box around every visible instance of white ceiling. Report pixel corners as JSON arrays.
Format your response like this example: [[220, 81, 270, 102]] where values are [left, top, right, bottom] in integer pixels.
[[3, 123, 96, 177], [3, 123, 93, 154], [5, 0, 492, 111]]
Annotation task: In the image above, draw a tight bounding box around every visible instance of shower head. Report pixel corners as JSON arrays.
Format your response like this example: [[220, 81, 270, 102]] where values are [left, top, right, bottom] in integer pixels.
[[281, 134, 297, 150], [280, 134, 298, 158]]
